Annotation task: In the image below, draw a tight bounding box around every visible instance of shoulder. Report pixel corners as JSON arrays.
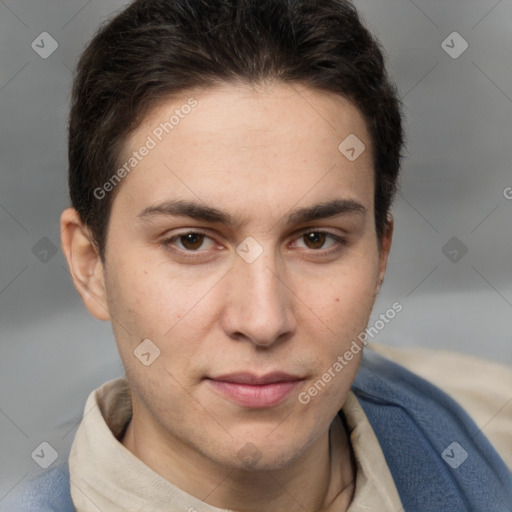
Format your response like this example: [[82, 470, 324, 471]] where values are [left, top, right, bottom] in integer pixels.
[[368, 342, 512, 471], [352, 345, 512, 509], [0, 462, 74, 512]]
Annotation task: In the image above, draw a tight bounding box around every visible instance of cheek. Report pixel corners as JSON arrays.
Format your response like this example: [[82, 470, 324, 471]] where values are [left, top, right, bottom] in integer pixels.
[[106, 256, 194, 334], [105, 257, 220, 382], [297, 273, 374, 412], [305, 261, 378, 328], [106, 265, 202, 412], [296, 255, 379, 383]]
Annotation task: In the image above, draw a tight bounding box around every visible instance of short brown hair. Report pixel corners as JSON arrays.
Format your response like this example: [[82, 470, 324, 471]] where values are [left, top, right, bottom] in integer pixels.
[[68, 0, 404, 261]]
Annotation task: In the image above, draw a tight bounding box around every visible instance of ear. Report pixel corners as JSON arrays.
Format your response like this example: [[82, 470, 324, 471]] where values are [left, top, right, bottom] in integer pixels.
[[60, 208, 110, 321], [374, 215, 394, 298]]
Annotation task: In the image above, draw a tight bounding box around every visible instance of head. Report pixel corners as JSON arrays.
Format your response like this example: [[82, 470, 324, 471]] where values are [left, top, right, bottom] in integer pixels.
[[62, 0, 404, 475]]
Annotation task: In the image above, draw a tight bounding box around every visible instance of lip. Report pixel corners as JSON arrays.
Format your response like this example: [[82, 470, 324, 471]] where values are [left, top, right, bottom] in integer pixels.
[[206, 372, 304, 408]]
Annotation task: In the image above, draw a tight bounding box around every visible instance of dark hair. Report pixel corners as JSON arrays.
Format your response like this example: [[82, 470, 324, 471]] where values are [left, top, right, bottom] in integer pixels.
[[68, 0, 404, 261]]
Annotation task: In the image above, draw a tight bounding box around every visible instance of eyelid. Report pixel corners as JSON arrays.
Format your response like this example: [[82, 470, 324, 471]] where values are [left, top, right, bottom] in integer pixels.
[[161, 229, 218, 250], [290, 229, 347, 250]]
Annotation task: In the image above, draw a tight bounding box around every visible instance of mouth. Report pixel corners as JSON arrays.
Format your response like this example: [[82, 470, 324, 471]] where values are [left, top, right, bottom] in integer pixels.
[[205, 372, 305, 408]]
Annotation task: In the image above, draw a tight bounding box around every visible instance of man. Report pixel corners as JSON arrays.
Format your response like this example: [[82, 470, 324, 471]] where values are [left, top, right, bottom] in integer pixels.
[[3, 0, 511, 510]]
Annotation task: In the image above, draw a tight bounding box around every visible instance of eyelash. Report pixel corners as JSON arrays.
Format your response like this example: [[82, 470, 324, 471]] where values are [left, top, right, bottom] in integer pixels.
[[160, 229, 347, 260]]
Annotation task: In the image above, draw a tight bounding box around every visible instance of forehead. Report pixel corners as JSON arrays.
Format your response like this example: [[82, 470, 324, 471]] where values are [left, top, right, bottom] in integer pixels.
[[114, 82, 374, 221]]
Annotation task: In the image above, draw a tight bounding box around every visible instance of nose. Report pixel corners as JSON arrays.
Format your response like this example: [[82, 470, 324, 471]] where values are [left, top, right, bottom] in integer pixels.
[[220, 248, 297, 347]]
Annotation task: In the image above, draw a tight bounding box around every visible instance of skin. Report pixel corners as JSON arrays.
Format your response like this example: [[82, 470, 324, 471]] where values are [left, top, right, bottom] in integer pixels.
[[61, 82, 393, 512]]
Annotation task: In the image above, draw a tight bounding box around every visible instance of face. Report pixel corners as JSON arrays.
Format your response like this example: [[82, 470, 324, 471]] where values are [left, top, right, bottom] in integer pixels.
[[68, 82, 391, 473]]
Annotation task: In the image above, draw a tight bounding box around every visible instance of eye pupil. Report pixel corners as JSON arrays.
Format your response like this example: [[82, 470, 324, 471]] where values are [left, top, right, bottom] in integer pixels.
[[181, 233, 204, 250], [304, 232, 325, 249]]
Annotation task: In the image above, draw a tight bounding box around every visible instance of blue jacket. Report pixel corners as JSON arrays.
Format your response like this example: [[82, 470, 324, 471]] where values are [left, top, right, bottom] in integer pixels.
[[2, 349, 511, 511]]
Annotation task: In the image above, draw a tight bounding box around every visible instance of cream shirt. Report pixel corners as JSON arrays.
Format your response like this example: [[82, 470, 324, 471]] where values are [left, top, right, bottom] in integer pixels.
[[68, 345, 512, 511]]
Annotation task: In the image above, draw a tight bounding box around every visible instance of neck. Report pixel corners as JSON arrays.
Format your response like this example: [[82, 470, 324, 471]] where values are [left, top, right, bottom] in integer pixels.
[[121, 408, 355, 512]]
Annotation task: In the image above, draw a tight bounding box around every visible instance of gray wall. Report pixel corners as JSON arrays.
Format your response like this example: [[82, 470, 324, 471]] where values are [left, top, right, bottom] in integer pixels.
[[1, 0, 511, 499]]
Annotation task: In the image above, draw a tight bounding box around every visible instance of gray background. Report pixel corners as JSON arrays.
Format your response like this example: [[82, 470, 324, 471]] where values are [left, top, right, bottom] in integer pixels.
[[1, 0, 511, 500]]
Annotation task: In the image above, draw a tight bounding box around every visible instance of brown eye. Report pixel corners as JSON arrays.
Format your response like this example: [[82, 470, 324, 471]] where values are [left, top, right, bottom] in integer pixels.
[[292, 230, 346, 254], [303, 232, 327, 250], [161, 231, 221, 261], [179, 233, 205, 250]]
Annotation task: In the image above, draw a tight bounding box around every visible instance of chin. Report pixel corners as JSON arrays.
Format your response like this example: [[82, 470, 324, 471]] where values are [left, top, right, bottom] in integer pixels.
[[216, 438, 306, 473]]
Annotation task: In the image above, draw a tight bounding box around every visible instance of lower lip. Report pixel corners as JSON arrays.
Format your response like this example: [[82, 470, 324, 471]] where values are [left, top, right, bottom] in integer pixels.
[[206, 379, 301, 408]]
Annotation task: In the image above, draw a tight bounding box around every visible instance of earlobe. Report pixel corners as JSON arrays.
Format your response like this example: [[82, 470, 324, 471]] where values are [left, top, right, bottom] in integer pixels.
[[60, 208, 111, 321]]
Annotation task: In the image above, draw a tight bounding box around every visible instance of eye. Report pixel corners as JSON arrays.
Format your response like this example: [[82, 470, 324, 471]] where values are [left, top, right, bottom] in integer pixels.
[[293, 230, 346, 251], [162, 231, 217, 251], [161, 229, 346, 259]]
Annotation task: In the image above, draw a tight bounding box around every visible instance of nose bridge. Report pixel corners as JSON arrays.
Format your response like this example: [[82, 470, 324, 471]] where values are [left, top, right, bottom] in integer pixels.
[[243, 252, 281, 303], [222, 243, 295, 346]]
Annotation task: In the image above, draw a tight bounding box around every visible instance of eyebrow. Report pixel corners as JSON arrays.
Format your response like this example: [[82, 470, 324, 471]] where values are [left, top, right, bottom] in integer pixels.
[[137, 198, 366, 226]]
